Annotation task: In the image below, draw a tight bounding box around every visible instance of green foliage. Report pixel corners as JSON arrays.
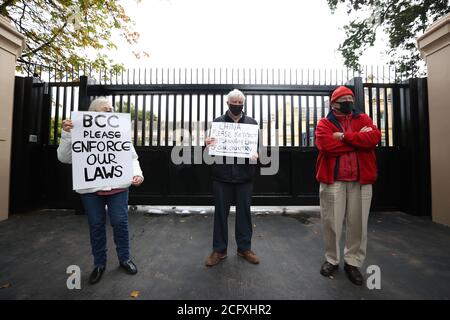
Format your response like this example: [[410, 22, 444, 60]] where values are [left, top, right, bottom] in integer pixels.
[[0, 0, 148, 77], [50, 117, 62, 144], [327, 0, 450, 78]]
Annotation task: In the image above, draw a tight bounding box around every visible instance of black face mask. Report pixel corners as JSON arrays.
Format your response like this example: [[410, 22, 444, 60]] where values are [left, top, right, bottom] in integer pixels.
[[337, 101, 353, 114], [229, 104, 243, 116]]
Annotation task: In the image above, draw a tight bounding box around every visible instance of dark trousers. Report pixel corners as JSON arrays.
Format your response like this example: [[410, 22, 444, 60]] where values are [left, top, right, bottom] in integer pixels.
[[212, 180, 253, 253], [80, 190, 130, 267]]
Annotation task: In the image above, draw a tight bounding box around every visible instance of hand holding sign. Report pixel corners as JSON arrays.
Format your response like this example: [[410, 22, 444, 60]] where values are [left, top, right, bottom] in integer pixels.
[[62, 119, 73, 133], [132, 176, 143, 186], [205, 137, 217, 147]]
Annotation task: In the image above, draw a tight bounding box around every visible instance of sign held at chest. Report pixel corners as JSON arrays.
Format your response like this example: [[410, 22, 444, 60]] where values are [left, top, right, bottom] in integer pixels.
[[71, 112, 133, 190], [208, 122, 259, 158]]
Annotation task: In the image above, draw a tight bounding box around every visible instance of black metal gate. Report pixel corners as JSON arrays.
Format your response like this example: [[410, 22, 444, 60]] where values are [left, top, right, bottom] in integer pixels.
[[10, 66, 431, 216]]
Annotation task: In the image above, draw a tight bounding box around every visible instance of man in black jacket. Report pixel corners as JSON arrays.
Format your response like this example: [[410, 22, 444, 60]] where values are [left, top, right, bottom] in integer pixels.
[[205, 89, 260, 267]]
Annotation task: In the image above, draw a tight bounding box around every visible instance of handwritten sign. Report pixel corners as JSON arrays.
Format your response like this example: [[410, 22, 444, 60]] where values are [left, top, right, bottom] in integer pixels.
[[71, 111, 133, 190], [208, 122, 259, 158]]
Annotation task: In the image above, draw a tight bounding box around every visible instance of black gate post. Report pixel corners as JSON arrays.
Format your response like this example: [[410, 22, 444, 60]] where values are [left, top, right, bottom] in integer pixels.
[[346, 77, 364, 112], [408, 78, 431, 216], [417, 78, 431, 216], [395, 78, 431, 216], [10, 76, 47, 213], [78, 76, 90, 111], [72, 75, 90, 214], [9, 76, 27, 213]]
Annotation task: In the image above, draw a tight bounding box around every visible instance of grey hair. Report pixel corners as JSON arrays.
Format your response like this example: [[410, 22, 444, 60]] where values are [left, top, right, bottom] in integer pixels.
[[227, 89, 246, 103], [88, 97, 112, 112]]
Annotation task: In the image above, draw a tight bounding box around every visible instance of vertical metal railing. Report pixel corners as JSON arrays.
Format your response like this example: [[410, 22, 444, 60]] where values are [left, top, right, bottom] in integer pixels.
[[18, 62, 402, 148], [363, 83, 399, 147]]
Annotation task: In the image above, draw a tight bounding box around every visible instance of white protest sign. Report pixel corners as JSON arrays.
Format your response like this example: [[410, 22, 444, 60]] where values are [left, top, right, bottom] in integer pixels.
[[71, 111, 133, 190], [208, 122, 259, 158]]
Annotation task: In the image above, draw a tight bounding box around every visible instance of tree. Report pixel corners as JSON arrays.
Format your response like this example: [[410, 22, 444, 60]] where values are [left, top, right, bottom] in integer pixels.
[[0, 0, 148, 77], [328, 0, 450, 78]]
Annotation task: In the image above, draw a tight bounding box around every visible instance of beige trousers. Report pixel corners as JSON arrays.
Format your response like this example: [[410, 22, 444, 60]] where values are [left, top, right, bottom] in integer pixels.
[[319, 181, 372, 268]]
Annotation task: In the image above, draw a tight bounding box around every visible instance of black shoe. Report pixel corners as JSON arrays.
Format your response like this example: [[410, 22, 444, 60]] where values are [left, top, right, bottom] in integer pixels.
[[89, 266, 105, 285], [344, 263, 364, 286], [120, 259, 138, 275], [320, 261, 339, 278]]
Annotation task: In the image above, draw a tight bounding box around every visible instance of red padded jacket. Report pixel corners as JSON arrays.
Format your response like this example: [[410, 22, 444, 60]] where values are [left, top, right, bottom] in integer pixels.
[[315, 110, 381, 185]]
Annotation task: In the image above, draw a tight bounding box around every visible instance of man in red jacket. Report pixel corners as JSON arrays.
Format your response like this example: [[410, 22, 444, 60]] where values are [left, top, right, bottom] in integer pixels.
[[315, 86, 381, 286]]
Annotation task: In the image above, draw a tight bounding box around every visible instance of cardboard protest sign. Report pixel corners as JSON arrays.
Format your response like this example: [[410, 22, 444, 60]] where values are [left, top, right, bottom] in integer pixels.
[[208, 122, 259, 158], [71, 111, 133, 190]]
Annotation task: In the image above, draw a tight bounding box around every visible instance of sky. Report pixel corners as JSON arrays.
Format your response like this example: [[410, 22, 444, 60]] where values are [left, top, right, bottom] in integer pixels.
[[110, 0, 391, 70]]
